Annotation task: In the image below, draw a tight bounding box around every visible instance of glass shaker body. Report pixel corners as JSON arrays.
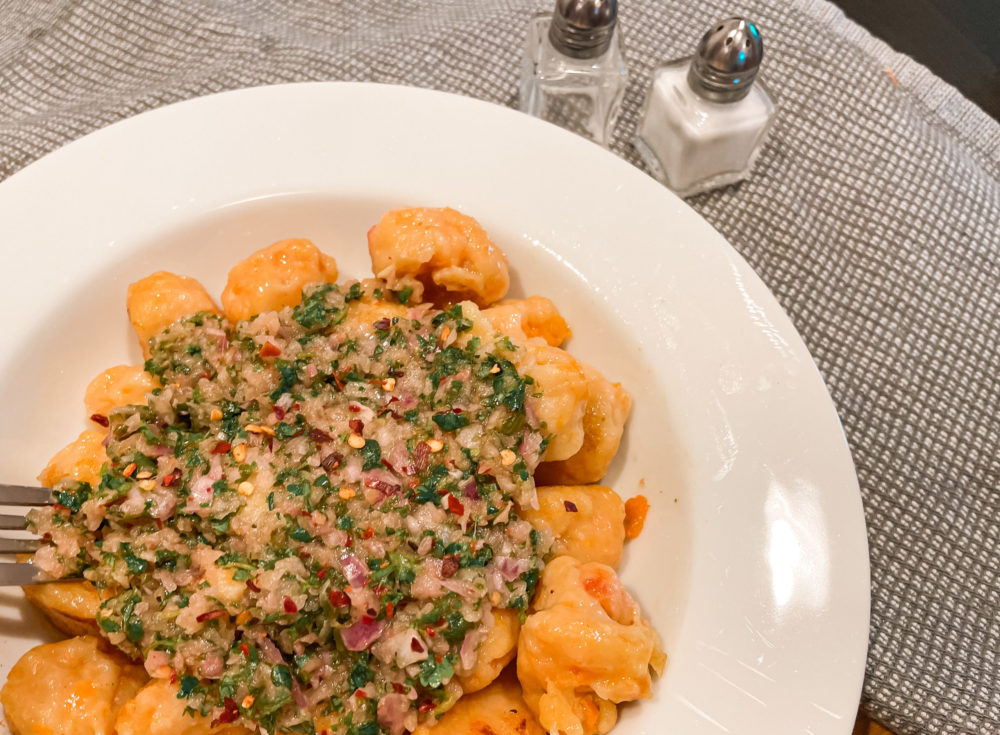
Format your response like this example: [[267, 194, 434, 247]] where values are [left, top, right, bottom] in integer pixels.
[[635, 58, 776, 196], [519, 13, 628, 147]]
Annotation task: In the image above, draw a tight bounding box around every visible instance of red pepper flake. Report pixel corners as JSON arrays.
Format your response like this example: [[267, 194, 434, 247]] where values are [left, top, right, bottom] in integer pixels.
[[392, 681, 406, 694], [89, 413, 110, 427], [447, 495, 465, 515], [361, 526, 374, 539], [424, 626, 437, 638], [361, 614, 375, 626], [309, 428, 332, 444], [348, 402, 360, 413], [196, 609, 227, 623], [419, 700, 434, 714], [239, 643, 251, 658], [564, 500, 578, 513], [410, 638, 425, 653], [354, 688, 368, 700], [413, 441, 430, 472], [283, 596, 298, 613], [317, 567, 327, 580], [155, 519, 164, 530], [385, 601, 395, 619], [123, 462, 137, 478], [212, 440, 232, 455], [273, 404, 286, 420], [170, 670, 178, 684], [349, 418, 364, 434], [343, 534, 353, 548], [328, 589, 351, 607], [440, 555, 460, 579], [162, 468, 182, 487], [215, 697, 240, 724], [321, 452, 343, 473], [260, 342, 281, 357], [333, 373, 345, 391], [246, 579, 261, 593]]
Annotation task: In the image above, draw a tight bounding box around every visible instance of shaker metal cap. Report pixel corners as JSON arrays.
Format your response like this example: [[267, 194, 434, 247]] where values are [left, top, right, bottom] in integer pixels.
[[548, 0, 618, 60], [687, 18, 764, 102]]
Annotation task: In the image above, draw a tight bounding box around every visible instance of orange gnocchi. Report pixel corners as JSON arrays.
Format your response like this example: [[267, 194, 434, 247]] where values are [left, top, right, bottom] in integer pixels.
[[368, 207, 510, 306], [126, 271, 220, 358], [517, 556, 665, 735], [536, 362, 631, 485], [221, 238, 338, 322], [519, 485, 626, 569], [84, 364, 159, 426], [481, 296, 572, 347], [0, 636, 146, 735]]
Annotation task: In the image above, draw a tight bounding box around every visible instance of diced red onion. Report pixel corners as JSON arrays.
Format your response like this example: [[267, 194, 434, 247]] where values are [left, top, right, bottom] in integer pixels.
[[200, 652, 224, 678], [341, 617, 386, 651], [459, 629, 485, 671], [461, 478, 479, 499], [441, 578, 477, 599], [259, 636, 285, 665], [291, 678, 309, 708], [119, 485, 146, 516], [497, 556, 529, 582], [144, 650, 171, 677], [377, 692, 410, 735], [340, 554, 368, 588]]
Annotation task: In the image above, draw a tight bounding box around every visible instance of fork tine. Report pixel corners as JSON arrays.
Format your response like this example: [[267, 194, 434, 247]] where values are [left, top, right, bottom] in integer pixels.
[[0, 563, 42, 586], [0, 515, 28, 531], [0, 485, 53, 506], [0, 539, 39, 554]]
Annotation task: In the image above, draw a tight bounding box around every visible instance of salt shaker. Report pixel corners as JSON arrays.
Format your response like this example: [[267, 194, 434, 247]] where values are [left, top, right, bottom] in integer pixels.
[[519, 0, 628, 147], [634, 18, 776, 196]]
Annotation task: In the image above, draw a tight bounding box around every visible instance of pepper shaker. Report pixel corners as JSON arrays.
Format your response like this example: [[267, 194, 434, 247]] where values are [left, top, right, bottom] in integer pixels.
[[519, 0, 629, 147], [634, 18, 776, 196]]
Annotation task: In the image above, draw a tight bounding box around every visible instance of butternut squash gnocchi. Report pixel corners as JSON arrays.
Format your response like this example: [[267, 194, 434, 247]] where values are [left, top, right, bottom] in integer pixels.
[[7, 206, 660, 735]]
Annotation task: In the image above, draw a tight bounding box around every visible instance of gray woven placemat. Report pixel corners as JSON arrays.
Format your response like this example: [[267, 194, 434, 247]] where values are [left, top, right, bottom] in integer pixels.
[[1, 1, 998, 733]]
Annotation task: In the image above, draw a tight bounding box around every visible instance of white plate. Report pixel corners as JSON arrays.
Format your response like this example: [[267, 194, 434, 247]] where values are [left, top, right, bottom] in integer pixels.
[[0, 83, 868, 734]]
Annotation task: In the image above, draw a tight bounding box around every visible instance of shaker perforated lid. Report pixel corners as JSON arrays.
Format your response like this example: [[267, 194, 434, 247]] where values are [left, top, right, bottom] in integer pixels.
[[687, 18, 764, 102], [548, 0, 618, 59]]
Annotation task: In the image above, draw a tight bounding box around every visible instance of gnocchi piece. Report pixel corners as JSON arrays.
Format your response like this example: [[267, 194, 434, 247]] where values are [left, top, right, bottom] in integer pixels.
[[115, 679, 253, 735], [85, 365, 158, 425], [517, 556, 665, 735], [368, 207, 509, 306], [37, 428, 108, 488], [519, 343, 589, 462], [221, 238, 339, 322], [480, 296, 572, 347], [458, 608, 521, 694], [22, 578, 103, 637], [535, 362, 631, 485], [414, 667, 543, 735], [0, 636, 146, 735], [127, 271, 220, 358], [519, 485, 626, 569]]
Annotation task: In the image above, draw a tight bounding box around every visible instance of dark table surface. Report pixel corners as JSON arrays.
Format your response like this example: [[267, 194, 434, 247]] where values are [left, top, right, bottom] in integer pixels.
[[831, 0, 1000, 121]]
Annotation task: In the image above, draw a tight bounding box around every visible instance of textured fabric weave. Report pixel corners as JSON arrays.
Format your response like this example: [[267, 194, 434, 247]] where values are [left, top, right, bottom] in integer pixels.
[[1, 1, 998, 733]]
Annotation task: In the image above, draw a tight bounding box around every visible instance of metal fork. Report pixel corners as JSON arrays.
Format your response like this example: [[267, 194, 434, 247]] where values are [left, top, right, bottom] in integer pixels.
[[0, 484, 55, 585]]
